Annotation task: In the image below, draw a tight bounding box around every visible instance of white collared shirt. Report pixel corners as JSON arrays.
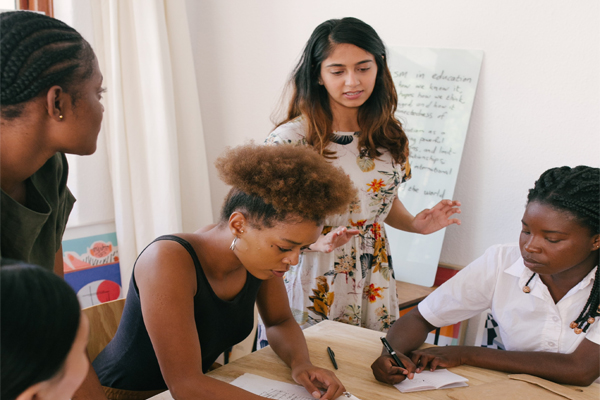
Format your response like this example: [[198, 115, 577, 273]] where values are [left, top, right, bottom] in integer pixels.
[[419, 243, 599, 353]]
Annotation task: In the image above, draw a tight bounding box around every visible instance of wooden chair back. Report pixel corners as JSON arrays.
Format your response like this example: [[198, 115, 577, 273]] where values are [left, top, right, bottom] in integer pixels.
[[83, 298, 126, 361]]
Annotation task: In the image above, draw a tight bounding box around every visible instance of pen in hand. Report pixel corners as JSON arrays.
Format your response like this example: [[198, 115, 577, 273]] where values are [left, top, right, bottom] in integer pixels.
[[380, 336, 405, 369], [327, 346, 338, 370]]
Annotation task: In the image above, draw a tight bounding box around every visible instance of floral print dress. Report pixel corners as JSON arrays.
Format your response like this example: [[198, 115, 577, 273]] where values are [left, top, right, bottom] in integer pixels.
[[263, 117, 411, 333]]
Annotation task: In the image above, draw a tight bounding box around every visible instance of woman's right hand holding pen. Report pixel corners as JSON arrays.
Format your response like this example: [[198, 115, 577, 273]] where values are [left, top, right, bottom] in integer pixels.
[[371, 352, 417, 384], [371, 309, 439, 385]]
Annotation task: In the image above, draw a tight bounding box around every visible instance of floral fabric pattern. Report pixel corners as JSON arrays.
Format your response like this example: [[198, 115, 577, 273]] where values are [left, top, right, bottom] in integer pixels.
[[264, 117, 411, 332]]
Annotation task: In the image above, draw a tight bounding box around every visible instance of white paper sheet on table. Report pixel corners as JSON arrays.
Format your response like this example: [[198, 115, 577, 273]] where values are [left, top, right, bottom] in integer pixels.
[[231, 373, 362, 400], [394, 369, 468, 393]]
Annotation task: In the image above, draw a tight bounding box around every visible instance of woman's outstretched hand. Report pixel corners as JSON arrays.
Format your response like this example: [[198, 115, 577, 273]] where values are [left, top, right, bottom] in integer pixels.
[[309, 227, 360, 253], [412, 200, 461, 234]]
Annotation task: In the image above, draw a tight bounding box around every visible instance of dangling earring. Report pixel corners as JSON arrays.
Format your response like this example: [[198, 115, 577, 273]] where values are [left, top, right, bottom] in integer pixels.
[[230, 236, 239, 251]]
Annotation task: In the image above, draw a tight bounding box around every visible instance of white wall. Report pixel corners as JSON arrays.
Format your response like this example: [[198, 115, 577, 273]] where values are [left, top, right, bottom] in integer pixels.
[[54, 0, 116, 232], [184, 0, 599, 268]]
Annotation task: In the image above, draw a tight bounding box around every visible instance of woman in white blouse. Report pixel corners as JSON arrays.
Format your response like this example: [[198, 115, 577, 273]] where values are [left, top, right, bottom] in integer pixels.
[[372, 166, 600, 386]]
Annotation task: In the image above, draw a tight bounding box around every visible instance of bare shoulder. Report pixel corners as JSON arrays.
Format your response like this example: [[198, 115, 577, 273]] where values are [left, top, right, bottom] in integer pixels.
[[134, 235, 199, 296]]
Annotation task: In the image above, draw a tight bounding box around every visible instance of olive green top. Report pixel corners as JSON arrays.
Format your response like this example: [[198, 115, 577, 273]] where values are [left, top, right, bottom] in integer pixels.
[[1, 153, 75, 271]]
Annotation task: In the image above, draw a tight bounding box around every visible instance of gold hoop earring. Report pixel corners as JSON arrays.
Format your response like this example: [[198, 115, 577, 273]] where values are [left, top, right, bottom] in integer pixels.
[[230, 236, 239, 251]]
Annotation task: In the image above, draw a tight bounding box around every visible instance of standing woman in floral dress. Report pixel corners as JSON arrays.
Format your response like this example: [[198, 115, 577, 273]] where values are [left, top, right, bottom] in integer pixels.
[[261, 17, 461, 339]]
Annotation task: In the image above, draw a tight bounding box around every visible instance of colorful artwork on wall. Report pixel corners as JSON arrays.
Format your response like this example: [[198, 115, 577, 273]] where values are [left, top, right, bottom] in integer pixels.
[[62, 232, 122, 308], [399, 306, 466, 346]]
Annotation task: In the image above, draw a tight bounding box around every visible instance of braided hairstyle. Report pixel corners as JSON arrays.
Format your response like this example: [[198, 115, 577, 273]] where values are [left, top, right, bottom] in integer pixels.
[[527, 165, 600, 333], [0, 11, 94, 119]]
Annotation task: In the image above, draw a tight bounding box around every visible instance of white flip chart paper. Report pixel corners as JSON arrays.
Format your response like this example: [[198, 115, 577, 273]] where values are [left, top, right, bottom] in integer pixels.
[[385, 47, 483, 287]]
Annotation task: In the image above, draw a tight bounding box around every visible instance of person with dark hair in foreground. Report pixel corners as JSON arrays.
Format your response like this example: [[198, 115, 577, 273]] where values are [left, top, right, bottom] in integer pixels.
[[93, 144, 356, 400], [372, 166, 600, 386], [1, 261, 90, 400]]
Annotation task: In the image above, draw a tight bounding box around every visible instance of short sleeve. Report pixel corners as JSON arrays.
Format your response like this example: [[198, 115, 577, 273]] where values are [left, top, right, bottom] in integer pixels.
[[265, 130, 290, 145], [264, 118, 308, 146], [418, 245, 504, 327]]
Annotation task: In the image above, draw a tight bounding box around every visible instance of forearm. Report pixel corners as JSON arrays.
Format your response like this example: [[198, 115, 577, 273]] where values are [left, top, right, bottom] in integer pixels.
[[384, 199, 417, 233], [385, 308, 434, 355], [461, 347, 597, 386], [371, 308, 434, 383], [265, 317, 312, 369]]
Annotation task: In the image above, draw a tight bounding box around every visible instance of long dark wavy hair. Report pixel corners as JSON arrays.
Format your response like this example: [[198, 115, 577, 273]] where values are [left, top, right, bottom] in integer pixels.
[[277, 17, 409, 165]]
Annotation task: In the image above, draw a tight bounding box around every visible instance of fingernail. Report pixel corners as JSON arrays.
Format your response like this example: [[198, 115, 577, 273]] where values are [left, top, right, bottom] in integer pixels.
[[312, 391, 321, 398]]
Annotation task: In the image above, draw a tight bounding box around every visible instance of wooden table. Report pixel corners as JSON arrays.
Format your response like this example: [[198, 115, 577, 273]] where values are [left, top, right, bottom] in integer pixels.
[[396, 280, 436, 310], [151, 320, 599, 399]]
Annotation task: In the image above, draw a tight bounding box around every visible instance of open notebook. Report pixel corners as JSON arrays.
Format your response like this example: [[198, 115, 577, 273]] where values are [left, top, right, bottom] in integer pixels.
[[394, 369, 468, 393], [231, 373, 362, 400]]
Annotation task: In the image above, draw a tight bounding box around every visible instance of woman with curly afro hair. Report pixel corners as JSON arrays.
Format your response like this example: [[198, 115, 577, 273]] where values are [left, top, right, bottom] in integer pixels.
[[92, 144, 356, 400]]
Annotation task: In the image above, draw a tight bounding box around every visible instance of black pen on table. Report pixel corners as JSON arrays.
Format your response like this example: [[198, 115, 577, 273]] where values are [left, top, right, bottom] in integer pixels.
[[326, 346, 338, 369], [380, 336, 405, 369]]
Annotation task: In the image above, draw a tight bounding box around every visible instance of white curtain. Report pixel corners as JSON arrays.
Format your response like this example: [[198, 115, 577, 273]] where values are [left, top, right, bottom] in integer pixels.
[[56, 0, 213, 292]]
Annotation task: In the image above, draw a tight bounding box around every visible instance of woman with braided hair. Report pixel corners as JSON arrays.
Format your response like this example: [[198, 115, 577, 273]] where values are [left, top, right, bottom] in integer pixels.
[[93, 144, 353, 399], [372, 165, 600, 386], [1, 11, 104, 274], [1, 10, 107, 400]]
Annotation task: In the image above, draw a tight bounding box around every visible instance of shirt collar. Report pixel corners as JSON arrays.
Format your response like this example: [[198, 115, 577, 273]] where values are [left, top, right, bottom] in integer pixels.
[[504, 256, 530, 287], [504, 257, 597, 293], [575, 265, 597, 290]]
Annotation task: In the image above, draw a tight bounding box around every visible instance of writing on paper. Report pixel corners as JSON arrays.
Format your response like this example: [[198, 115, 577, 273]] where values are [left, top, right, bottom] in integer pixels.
[[259, 389, 314, 400]]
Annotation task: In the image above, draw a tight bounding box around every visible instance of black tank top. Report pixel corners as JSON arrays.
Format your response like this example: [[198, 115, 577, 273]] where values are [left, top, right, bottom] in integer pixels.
[[93, 235, 263, 391]]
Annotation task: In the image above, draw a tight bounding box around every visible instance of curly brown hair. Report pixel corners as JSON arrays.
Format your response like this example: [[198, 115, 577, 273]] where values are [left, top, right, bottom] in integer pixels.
[[216, 143, 356, 227]]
